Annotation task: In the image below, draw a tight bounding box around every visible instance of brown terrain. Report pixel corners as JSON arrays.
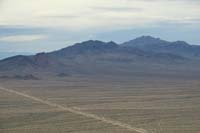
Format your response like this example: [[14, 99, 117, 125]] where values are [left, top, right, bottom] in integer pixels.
[[0, 36, 200, 133]]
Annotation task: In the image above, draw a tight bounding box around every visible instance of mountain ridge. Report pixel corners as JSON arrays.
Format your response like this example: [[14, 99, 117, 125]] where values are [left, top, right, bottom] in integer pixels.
[[122, 36, 200, 58], [0, 36, 199, 77]]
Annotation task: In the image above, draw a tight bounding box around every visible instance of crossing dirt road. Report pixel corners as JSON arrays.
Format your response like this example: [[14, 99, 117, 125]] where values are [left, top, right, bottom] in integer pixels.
[[0, 86, 148, 133]]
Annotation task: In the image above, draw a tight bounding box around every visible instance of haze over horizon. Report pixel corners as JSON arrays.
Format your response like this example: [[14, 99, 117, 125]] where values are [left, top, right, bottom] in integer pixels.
[[0, 0, 200, 54]]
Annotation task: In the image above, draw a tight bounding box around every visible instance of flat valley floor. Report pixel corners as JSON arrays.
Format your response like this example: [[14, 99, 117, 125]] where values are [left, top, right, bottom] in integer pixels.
[[0, 75, 200, 133]]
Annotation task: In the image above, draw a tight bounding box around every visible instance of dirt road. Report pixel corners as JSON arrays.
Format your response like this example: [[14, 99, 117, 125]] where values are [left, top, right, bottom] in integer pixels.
[[0, 86, 148, 133]]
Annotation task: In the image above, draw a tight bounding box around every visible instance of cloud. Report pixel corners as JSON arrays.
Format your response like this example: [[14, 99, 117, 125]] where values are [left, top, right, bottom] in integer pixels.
[[0, 34, 47, 42], [0, 0, 200, 53], [92, 6, 143, 12], [0, 26, 47, 37], [0, 0, 199, 31]]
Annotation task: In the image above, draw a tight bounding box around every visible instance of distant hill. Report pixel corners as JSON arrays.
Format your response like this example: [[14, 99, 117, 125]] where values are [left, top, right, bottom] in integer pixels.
[[0, 36, 200, 78], [122, 36, 200, 59], [0, 52, 33, 60]]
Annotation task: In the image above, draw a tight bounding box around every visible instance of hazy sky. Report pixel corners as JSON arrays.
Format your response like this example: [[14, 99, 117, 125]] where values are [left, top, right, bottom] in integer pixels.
[[0, 0, 200, 53]]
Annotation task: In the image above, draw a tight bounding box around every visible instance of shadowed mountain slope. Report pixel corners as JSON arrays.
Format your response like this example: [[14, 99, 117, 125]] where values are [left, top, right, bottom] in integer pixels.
[[0, 37, 199, 77], [122, 36, 200, 58]]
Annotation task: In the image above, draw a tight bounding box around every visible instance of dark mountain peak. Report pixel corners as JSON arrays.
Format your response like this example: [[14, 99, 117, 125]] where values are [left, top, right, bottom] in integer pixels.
[[135, 35, 161, 41], [78, 40, 105, 45], [107, 41, 117, 45], [73, 40, 118, 48], [57, 40, 118, 55], [36, 52, 46, 56], [34, 52, 49, 64], [0, 55, 36, 71], [35, 52, 48, 60], [121, 36, 200, 58], [122, 35, 169, 47], [0, 55, 32, 64], [171, 41, 190, 47]]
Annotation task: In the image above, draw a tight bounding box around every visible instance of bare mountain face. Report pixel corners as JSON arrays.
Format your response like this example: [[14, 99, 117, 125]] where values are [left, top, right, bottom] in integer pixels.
[[122, 36, 200, 59], [0, 37, 200, 78], [0, 52, 33, 60]]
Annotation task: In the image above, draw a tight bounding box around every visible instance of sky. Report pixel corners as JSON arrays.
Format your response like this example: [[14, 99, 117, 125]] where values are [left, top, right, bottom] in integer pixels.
[[0, 0, 200, 54]]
